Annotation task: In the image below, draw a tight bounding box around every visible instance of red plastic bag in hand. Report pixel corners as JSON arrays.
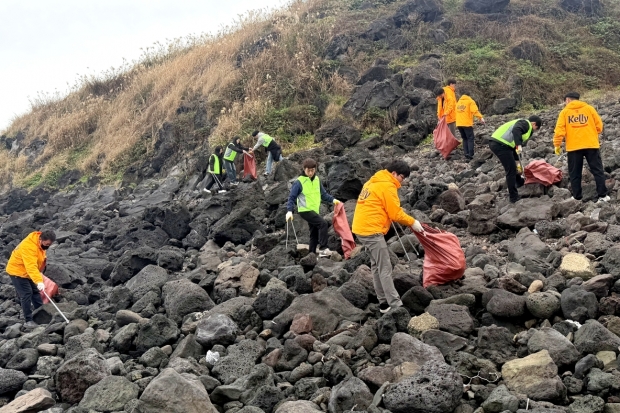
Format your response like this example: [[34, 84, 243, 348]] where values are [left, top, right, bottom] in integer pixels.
[[433, 117, 460, 160], [243, 153, 257, 180], [332, 203, 356, 259], [414, 224, 466, 288], [524, 160, 563, 186], [40, 275, 59, 304]]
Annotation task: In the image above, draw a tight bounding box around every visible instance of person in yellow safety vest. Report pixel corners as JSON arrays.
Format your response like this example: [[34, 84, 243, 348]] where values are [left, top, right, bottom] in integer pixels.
[[553, 92, 609, 203], [202, 146, 226, 194], [249, 130, 283, 176], [286, 158, 341, 257], [223, 137, 250, 185], [6, 230, 56, 329], [455, 89, 485, 161], [488, 115, 543, 203], [436, 79, 458, 137]]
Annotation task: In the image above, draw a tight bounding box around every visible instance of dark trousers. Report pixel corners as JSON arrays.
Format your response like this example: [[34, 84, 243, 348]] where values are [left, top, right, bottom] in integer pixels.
[[567, 148, 608, 200], [223, 160, 237, 183], [489, 140, 524, 203], [458, 127, 475, 159], [204, 172, 224, 191], [299, 211, 328, 254], [10, 276, 43, 322]]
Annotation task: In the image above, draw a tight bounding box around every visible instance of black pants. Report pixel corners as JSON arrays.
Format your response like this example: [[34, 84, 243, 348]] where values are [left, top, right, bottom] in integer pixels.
[[204, 172, 224, 191], [458, 127, 475, 159], [567, 148, 608, 200], [489, 140, 524, 203], [299, 211, 328, 254], [11, 276, 43, 322]]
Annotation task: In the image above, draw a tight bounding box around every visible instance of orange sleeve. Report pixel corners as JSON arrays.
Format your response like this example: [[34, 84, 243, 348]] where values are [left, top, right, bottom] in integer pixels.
[[384, 188, 415, 227], [592, 107, 603, 134], [553, 109, 567, 148], [437, 98, 443, 119], [445, 94, 456, 116], [471, 101, 483, 119], [22, 243, 43, 284]]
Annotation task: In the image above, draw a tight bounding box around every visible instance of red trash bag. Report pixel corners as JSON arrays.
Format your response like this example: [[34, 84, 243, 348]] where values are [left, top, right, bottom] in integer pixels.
[[524, 160, 563, 186], [332, 203, 356, 259], [243, 153, 257, 180], [414, 224, 466, 288], [40, 275, 59, 304], [433, 117, 460, 160]]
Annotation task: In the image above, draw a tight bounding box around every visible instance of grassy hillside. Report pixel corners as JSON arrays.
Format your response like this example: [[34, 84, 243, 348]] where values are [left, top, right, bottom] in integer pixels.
[[1, 0, 619, 190]]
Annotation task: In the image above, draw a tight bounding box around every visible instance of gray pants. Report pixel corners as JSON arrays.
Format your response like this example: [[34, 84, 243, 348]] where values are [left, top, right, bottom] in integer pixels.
[[448, 122, 457, 138], [356, 234, 403, 308]]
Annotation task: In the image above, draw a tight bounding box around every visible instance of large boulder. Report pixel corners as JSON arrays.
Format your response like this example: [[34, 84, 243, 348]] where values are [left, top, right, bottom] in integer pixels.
[[252, 282, 295, 319], [110, 247, 159, 285], [561, 286, 598, 323], [55, 349, 111, 404], [467, 194, 498, 235], [501, 350, 566, 402], [328, 376, 373, 413], [0, 388, 55, 412], [314, 121, 361, 148], [324, 150, 380, 201], [134, 314, 180, 353], [390, 333, 444, 370], [498, 197, 559, 228], [195, 313, 240, 348], [464, 0, 510, 13], [426, 304, 474, 337], [162, 278, 214, 324], [125, 264, 169, 298], [383, 360, 462, 413], [215, 262, 260, 296], [574, 320, 620, 354], [474, 326, 517, 365], [79, 376, 140, 412], [343, 79, 403, 118], [527, 328, 580, 368], [212, 340, 266, 384], [0, 367, 28, 395], [485, 289, 525, 318], [139, 368, 218, 413], [481, 385, 519, 413]]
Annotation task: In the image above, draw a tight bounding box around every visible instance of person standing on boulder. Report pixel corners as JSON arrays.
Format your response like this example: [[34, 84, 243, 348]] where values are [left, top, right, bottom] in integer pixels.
[[352, 161, 424, 313], [223, 136, 249, 185], [489, 115, 543, 203], [456, 89, 485, 161], [6, 230, 56, 329], [202, 146, 226, 194], [436, 79, 458, 137], [286, 158, 341, 257], [553, 92, 609, 203], [249, 130, 283, 176]]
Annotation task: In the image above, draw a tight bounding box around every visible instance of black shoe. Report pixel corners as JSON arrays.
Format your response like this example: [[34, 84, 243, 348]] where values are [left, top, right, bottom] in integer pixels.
[[379, 303, 390, 313], [509, 196, 521, 204]]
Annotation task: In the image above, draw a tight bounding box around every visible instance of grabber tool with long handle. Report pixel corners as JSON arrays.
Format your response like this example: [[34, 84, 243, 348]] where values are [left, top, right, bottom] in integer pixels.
[[211, 172, 224, 188], [392, 223, 411, 262], [397, 223, 420, 256], [285, 219, 299, 249], [42, 290, 69, 324]]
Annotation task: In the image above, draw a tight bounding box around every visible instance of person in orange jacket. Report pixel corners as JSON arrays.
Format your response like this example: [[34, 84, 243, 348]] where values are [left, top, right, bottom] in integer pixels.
[[436, 79, 457, 137], [352, 161, 424, 314], [456, 90, 485, 161], [554, 91, 609, 203], [6, 230, 56, 328]]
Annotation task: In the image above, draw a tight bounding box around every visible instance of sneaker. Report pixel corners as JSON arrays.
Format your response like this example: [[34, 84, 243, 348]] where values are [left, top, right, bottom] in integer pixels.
[[597, 195, 611, 203], [263, 172, 269, 176], [231, 182, 239, 186], [318, 248, 332, 257], [379, 303, 390, 314], [23, 321, 38, 329], [203, 189, 211, 194], [218, 190, 227, 194]]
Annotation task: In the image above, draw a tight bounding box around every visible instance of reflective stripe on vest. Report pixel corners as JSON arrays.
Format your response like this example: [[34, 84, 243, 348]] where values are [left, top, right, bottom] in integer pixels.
[[208, 154, 221, 174], [491, 119, 533, 148], [297, 176, 321, 213], [223, 143, 237, 161], [262, 134, 273, 147]]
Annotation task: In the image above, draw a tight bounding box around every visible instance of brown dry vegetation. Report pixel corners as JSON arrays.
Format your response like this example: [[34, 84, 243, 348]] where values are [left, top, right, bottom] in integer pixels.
[[1, 0, 620, 190]]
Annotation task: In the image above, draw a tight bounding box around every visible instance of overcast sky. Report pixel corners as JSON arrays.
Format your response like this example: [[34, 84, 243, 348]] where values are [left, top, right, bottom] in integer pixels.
[[0, 0, 288, 132]]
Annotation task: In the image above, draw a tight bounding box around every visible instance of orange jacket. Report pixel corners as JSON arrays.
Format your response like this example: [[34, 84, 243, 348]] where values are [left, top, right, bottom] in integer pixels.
[[352, 170, 415, 236], [6, 231, 46, 284], [437, 86, 457, 124], [553, 100, 603, 152], [456, 95, 483, 127]]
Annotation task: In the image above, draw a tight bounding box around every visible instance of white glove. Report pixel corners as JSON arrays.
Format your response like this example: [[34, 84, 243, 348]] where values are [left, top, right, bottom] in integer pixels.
[[411, 220, 424, 233], [37, 282, 45, 291], [515, 145, 523, 155], [480, 118, 486, 124], [333, 199, 341, 205], [286, 211, 293, 221]]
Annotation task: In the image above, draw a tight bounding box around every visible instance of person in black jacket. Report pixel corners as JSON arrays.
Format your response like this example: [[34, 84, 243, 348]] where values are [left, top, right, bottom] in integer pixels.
[[488, 116, 543, 203], [202, 146, 226, 194], [223, 137, 249, 185]]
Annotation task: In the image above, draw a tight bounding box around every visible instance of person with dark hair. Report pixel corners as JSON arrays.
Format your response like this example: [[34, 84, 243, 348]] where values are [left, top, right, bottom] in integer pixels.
[[249, 130, 283, 175], [554, 92, 609, 203], [437, 79, 458, 136], [352, 161, 424, 313], [456, 90, 485, 161], [489, 115, 543, 203], [203, 146, 226, 194], [6, 230, 56, 328], [286, 158, 341, 257], [223, 136, 249, 185]]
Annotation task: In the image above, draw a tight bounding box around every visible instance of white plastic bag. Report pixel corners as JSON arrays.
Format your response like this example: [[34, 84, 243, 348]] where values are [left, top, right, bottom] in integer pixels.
[[205, 350, 220, 364]]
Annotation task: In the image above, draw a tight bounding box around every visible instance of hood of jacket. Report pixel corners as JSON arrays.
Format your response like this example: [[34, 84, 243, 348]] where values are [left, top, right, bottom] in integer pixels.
[[368, 169, 401, 189], [566, 100, 587, 111]]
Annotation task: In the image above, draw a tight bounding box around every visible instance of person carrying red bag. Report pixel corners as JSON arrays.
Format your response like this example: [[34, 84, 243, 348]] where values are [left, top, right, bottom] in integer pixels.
[[352, 161, 425, 314], [5, 230, 56, 329]]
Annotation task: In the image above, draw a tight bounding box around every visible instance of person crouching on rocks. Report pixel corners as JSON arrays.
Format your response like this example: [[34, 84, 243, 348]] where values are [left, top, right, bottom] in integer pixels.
[[6, 230, 56, 329], [286, 158, 341, 257], [249, 130, 283, 176], [352, 161, 424, 314]]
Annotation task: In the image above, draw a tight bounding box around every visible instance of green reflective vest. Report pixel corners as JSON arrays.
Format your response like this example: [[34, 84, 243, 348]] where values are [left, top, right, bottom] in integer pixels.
[[297, 176, 321, 213], [208, 154, 221, 174], [262, 134, 273, 147], [223, 143, 237, 162], [491, 119, 533, 148]]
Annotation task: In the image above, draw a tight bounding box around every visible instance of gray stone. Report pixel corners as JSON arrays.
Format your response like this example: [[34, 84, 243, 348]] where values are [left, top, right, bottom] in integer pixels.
[[426, 304, 474, 337], [528, 328, 580, 368], [485, 289, 525, 318], [195, 313, 239, 349], [79, 376, 140, 412], [135, 314, 180, 353], [212, 340, 265, 384], [126, 264, 169, 298], [421, 329, 468, 356], [0, 367, 28, 395], [162, 278, 214, 324], [567, 395, 605, 413], [526, 292, 561, 320], [327, 376, 372, 413], [561, 286, 598, 323], [55, 348, 111, 404], [390, 332, 443, 370], [574, 320, 620, 355], [481, 384, 519, 413]]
